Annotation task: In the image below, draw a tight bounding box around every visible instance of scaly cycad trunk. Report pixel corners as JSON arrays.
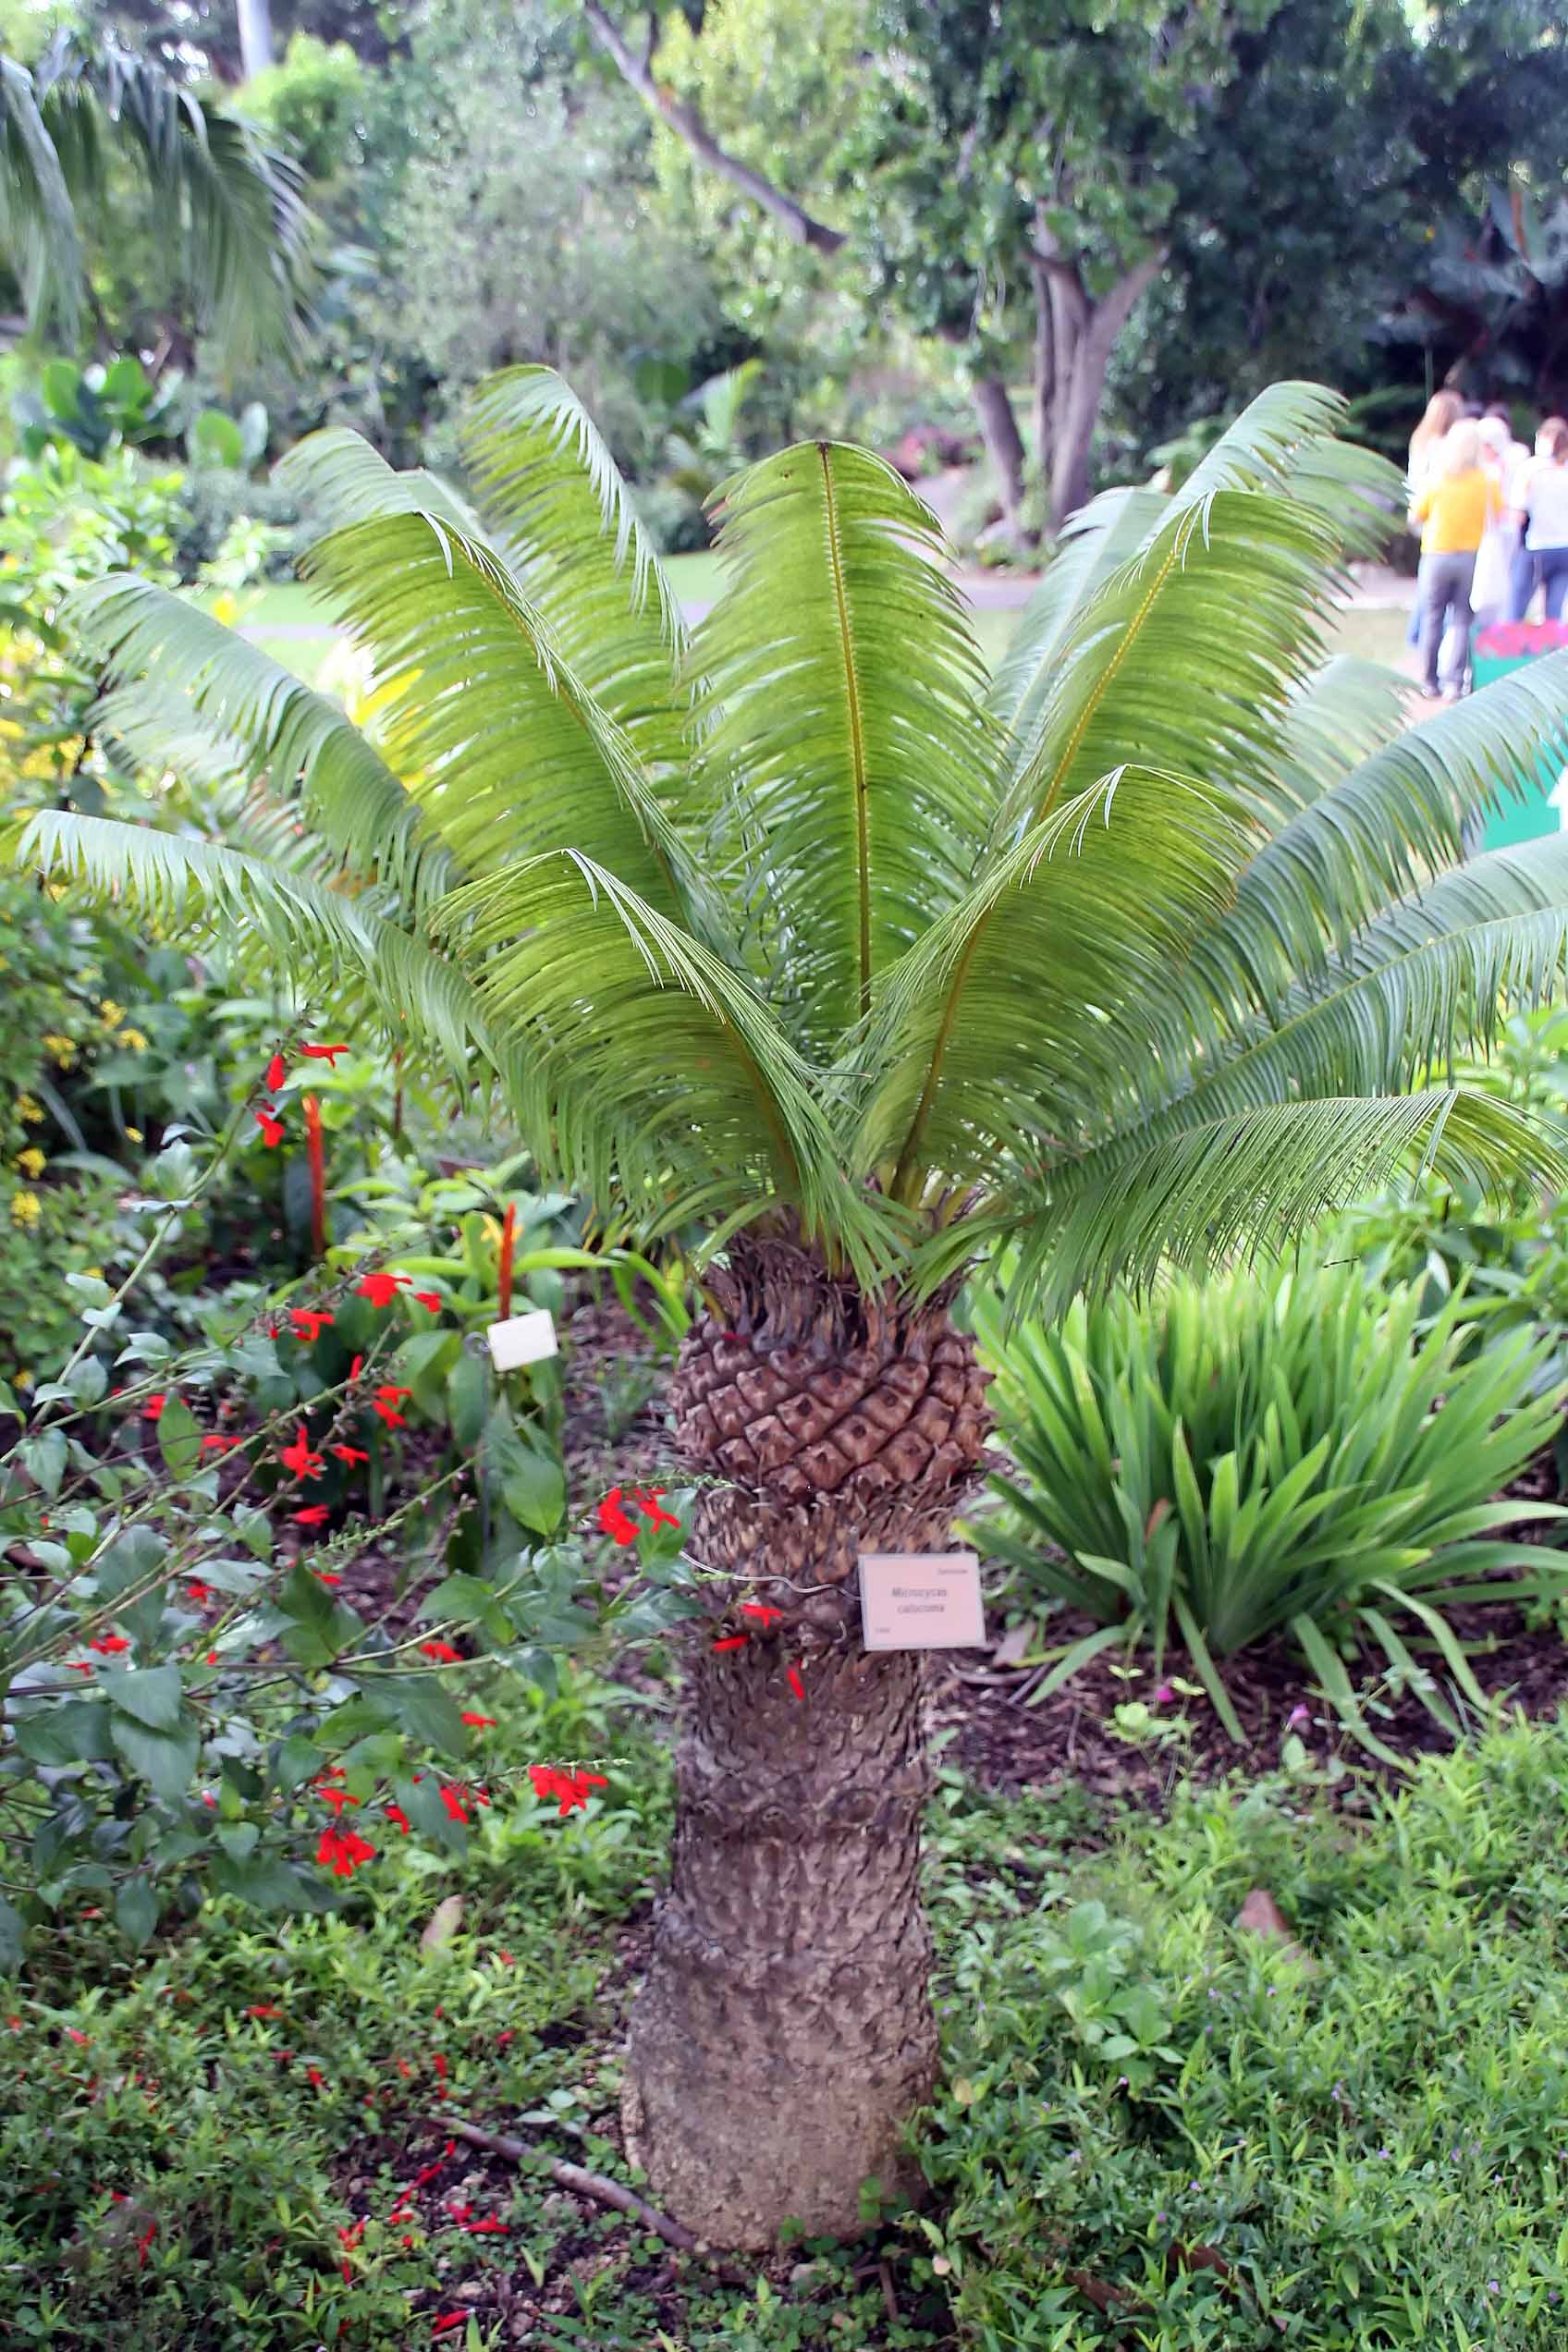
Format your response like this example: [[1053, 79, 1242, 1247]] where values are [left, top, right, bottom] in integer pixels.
[[621, 1231, 994, 2247]]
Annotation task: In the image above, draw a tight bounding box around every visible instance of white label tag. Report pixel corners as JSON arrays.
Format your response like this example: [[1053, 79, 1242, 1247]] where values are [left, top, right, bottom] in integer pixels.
[[858, 1552, 986, 1651], [485, 1309, 558, 1371]]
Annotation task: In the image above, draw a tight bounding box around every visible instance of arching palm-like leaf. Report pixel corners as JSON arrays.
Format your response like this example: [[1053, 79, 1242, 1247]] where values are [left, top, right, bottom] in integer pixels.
[[1, 33, 317, 359]]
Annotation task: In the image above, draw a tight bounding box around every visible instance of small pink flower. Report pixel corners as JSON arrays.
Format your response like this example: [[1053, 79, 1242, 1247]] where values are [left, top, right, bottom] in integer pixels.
[[1287, 1703, 1311, 1730], [1153, 1682, 1176, 1705]]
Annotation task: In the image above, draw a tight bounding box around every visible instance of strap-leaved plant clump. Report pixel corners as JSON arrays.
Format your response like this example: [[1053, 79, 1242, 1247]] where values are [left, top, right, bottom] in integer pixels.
[[15, 372, 1568, 2246]]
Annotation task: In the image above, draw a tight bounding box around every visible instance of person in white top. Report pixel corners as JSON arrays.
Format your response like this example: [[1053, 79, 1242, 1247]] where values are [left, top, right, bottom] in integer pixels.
[[1507, 419, 1568, 620], [1471, 416, 1525, 627]]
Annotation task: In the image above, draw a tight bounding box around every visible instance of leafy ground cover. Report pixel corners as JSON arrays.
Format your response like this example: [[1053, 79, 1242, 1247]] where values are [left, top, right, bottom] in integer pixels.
[[6, 1663, 1567, 2349]]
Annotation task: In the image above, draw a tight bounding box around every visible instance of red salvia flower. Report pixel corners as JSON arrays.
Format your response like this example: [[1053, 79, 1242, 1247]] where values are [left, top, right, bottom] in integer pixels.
[[438, 1786, 470, 1824], [67, 1661, 93, 1674], [788, 1662, 806, 1701], [740, 1601, 784, 1628], [307, 2065, 325, 2089], [433, 2316, 468, 2337], [432, 2052, 447, 2081], [529, 1764, 606, 1818], [354, 1270, 410, 1307], [265, 1052, 287, 1094], [632, 1485, 681, 1532], [421, 1640, 461, 1663], [349, 1354, 363, 1380], [412, 1290, 442, 1312], [292, 1504, 331, 1527], [289, 1306, 335, 1342], [557, 1770, 606, 1818], [316, 1826, 377, 1878], [300, 1042, 349, 1065], [142, 1393, 166, 1421], [185, 1580, 214, 1606], [711, 1635, 749, 1652], [373, 1383, 411, 1427], [279, 1431, 326, 1481], [88, 1635, 130, 1655], [595, 1486, 640, 1546], [200, 1434, 239, 1455], [246, 2004, 281, 2018], [462, 2217, 508, 2235], [254, 1108, 285, 1147], [385, 1804, 410, 1834], [459, 1712, 496, 1728], [205, 1650, 219, 1664], [65, 2027, 90, 2045], [316, 1787, 361, 1815], [330, 1443, 370, 1465], [314, 1570, 342, 1586], [135, 2219, 155, 2270]]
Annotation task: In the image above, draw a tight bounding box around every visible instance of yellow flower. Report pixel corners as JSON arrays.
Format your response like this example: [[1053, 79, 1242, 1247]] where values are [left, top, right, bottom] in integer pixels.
[[42, 1032, 78, 1070], [9, 1190, 41, 1229], [124, 1127, 143, 1145], [16, 1147, 44, 1179], [14, 1368, 31, 1390], [84, 1266, 102, 1279], [116, 1027, 149, 1054], [16, 1094, 43, 1125], [97, 999, 125, 1030]]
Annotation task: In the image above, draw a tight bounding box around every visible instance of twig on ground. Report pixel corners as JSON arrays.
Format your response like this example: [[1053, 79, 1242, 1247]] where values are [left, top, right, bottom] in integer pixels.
[[426, 2112, 761, 2281], [877, 2257, 900, 2323]]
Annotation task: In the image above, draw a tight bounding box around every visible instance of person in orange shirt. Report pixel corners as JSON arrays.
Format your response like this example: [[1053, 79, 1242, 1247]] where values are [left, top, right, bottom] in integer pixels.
[[1409, 422, 1501, 699]]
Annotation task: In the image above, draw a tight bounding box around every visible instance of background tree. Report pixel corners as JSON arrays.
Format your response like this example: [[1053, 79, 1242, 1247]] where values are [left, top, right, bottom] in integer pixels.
[[1111, 0, 1568, 459], [15, 371, 1568, 2242], [379, 0, 721, 471]]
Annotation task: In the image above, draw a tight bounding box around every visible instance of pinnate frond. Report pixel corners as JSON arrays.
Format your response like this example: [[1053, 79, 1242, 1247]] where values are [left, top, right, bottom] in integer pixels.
[[692, 441, 995, 1050]]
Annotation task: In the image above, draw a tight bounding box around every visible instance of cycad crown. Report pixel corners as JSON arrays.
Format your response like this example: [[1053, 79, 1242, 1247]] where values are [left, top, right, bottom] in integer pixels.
[[18, 370, 1568, 1326]]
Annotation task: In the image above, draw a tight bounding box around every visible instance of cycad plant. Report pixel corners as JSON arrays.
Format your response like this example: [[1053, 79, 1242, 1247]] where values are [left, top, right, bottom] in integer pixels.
[[13, 373, 1568, 2248]]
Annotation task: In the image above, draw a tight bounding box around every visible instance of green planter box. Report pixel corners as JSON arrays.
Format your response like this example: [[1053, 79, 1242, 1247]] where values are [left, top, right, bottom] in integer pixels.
[[1473, 619, 1568, 850]]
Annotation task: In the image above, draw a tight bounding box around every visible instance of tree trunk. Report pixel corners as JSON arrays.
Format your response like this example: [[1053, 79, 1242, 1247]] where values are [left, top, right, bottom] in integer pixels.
[[971, 374, 1027, 535], [1047, 256, 1162, 530], [1028, 248, 1055, 508], [237, 0, 275, 80], [620, 1228, 996, 2248]]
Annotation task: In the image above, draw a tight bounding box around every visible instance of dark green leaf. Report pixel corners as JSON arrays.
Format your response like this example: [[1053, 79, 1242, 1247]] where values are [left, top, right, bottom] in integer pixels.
[[13, 1699, 114, 1765], [102, 1663, 183, 1732], [116, 1878, 158, 1949], [157, 1393, 202, 1481], [110, 1715, 199, 1803]]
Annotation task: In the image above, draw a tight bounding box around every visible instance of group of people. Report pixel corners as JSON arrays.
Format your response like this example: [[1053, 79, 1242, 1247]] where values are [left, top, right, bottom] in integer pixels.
[[1407, 388, 1568, 699]]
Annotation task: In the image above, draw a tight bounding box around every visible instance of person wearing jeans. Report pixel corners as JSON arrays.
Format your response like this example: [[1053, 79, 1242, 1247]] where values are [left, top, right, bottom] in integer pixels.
[[1517, 418, 1568, 620], [1409, 421, 1500, 699]]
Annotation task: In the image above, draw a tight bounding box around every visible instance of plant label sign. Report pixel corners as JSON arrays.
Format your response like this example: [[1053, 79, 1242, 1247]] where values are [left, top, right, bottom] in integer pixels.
[[858, 1552, 986, 1651], [485, 1309, 558, 1372]]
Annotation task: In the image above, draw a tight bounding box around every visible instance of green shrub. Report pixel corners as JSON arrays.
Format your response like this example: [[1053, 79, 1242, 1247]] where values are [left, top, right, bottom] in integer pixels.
[[172, 466, 302, 581], [920, 1713, 1568, 2348], [971, 1253, 1568, 1753]]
